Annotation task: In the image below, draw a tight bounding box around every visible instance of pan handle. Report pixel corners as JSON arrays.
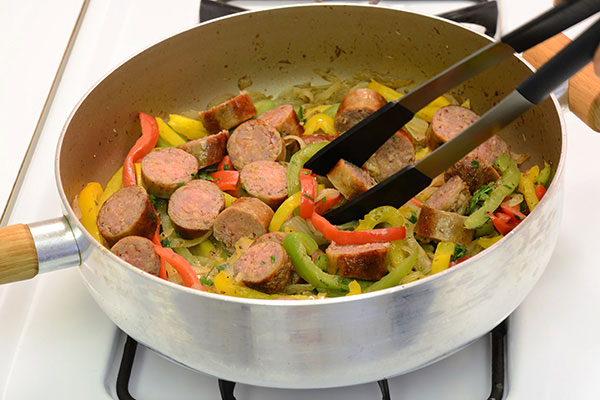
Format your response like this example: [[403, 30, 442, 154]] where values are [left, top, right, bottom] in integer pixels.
[[0, 217, 81, 284], [523, 33, 600, 132]]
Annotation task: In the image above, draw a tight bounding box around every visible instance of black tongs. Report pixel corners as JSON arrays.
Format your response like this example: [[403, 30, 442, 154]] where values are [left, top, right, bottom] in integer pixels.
[[304, 0, 600, 223]]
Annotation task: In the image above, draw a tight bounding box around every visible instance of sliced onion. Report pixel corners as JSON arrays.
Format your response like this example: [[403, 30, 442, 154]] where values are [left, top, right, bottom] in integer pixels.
[[283, 135, 306, 149]]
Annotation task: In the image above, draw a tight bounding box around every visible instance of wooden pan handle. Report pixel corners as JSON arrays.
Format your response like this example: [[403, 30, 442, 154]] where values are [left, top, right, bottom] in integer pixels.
[[523, 33, 600, 132], [0, 224, 39, 284]]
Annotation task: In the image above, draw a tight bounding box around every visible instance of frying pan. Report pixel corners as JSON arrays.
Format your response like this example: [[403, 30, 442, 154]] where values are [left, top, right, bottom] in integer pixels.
[[0, 4, 578, 388]]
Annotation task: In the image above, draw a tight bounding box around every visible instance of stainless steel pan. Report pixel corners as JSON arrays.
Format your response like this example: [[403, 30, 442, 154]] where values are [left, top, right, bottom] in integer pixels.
[[0, 5, 566, 388]]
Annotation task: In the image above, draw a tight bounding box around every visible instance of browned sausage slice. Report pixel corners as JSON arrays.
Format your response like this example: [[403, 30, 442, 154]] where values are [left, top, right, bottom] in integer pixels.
[[301, 134, 337, 146], [198, 91, 257, 134], [213, 197, 274, 252], [97, 186, 158, 246], [258, 104, 304, 136], [426, 105, 479, 149], [363, 129, 416, 182], [168, 180, 225, 239], [227, 119, 284, 170], [239, 161, 288, 208], [325, 242, 390, 281], [445, 135, 509, 191], [253, 231, 288, 247], [334, 88, 386, 133], [141, 148, 198, 198], [233, 241, 292, 294], [327, 159, 376, 200], [177, 130, 229, 169], [425, 175, 472, 215], [111, 236, 161, 276], [414, 206, 474, 246]]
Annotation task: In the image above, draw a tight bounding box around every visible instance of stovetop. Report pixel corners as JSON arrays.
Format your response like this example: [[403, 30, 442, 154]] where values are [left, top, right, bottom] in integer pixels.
[[2, 1, 600, 399]]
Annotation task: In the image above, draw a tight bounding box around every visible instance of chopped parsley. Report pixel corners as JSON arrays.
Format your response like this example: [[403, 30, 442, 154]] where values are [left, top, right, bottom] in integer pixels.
[[503, 184, 513, 190], [451, 244, 467, 262], [160, 238, 171, 248], [301, 170, 311, 175], [270, 255, 276, 263], [408, 210, 418, 224], [471, 159, 479, 169], [148, 193, 159, 209], [297, 105, 305, 122], [520, 201, 528, 213], [223, 164, 230, 171], [216, 263, 228, 272], [177, 182, 185, 189], [303, 193, 314, 201], [466, 182, 495, 215], [200, 276, 214, 287], [191, 171, 218, 181]]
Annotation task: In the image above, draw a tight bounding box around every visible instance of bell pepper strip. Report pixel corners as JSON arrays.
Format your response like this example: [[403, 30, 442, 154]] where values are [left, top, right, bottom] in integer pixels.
[[287, 141, 328, 196], [269, 192, 301, 232], [77, 182, 104, 244], [303, 105, 330, 120], [153, 245, 202, 290], [410, 198, 424, 207], [355, 206, 403, 231], [223, 192, 237, 207], [488, 212, 519, 236], [210, 170, 239, 192], [346, 280, 362, 296], [134, 163, 144, 188], [536, 185, 547, 201], [303, 113, 337, 136], [368, 79, 403, 101], [450, 256, 470, 268], [322, 103, 340, 119], [310, 213, 406, 245], [518, 171, 539, 212], [416, 96, 451, 122], [254, 99, 276, 117], [536, 161, 551, 187], [167, 114, 208, 140], [461, 99, 471, 109], [217, 155, 234, 171], [525, 165, 540, 181], [156, 117, 186, 147], [431, 242, 456, 274], [314, 190, 342, 215], [474, 235, 503, 249], [464, 154, 520, 229], [98, 166, 123, 208], [283, 233, 349, 292], [299, 169, 316, 219], [214, 271, 276, 299], [123, 113, 159, 187], [364, 251, 417, 293], [500, 203, 526, 222]]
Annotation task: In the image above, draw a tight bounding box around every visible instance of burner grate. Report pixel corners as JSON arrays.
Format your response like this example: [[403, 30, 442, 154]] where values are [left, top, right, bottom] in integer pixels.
[[115, 319, 507, 400]]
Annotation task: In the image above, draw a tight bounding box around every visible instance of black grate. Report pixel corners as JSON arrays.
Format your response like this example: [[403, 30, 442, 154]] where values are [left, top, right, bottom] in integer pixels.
[[116, 319, 507, 400]]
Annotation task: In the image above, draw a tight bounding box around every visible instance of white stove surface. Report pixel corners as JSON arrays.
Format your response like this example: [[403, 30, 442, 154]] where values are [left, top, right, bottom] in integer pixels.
[[2, 0, 600, 399]]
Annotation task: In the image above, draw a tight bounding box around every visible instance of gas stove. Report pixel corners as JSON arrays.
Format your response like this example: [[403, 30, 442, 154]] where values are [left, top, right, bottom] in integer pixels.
[[2, 1, 600, 399]]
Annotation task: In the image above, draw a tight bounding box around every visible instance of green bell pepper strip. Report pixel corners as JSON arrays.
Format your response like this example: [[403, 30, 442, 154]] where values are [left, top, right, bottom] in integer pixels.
[[536, 161, 551, 188], [283, 232, 349, 292], [287, 141, 329, 196], [254, 99, 276, 117], [322, 103, 340, 119], [464, 154, 520, 229], [365, 251, 417, 293]]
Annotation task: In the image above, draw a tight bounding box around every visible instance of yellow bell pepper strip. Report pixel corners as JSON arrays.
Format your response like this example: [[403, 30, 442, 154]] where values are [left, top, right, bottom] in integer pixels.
[[214, 271, 276, 299], [431, 242, 456, 274], [134, 163, 143, 187], [98, 167, 123, 208], [368, 79, 403, 101], [364, 251, 417, 293], [299, 169, 316, 219], [283, 232, 349, 292], [416, 96, 452, 122], [525, 165, 539, 181], [153, 245, 202, 290], [123, 112, 159, 187], [77, 182, 104, 244], [304, 105, 331, 119], [156, 117, 186, 147], [287, 141, 328, 196], [461, 99, 471, 109], [270, 192, 301, 232], [518, 171, 539, 212], [310, 213, 406, 245], [355, 206, 403, 231], [464, 154, 520, 229], [254, 99, 276, 117], [346, 280, 362, 296], [474, 235, 503, 249], [415, 146, 431, 161], [536, 161, 551, 187], [303, 113, 337, 136], [167, 114, 208, 140], [223, 192, 237, 207]]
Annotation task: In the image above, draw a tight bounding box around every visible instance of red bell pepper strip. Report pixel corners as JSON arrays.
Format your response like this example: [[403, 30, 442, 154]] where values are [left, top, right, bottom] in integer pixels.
[[500, 203, 527, 222], [150, 220, 167, 280], [310, 213, 406, 245], [152, 245, 203, 290], [299, 169, 316, 219], [410, 198, 424, 207], [488, 212, 519, 236], [217, 155, 234, 171], [536, 184, 547, 201], [314, 191, 342, 215], [210, 170, 239, 192], [123, 113, 159, 187]]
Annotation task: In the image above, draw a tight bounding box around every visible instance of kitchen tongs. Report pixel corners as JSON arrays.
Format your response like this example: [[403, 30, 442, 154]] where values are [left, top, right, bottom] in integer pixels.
[[304, 1, 600, 223]]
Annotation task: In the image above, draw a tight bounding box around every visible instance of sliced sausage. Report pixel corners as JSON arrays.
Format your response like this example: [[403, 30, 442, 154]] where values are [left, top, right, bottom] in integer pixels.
[[426, 105, 479, 149], [258, 104, 304, 137], [327, 159, 376, 200], [97, 186, 157, 246], [253, 231, 288, 247], [233, 241, 292, 294], [213, 197, 274, 252], [425, 175, 472, 215], [198, 91, 257, 134], [239, 161, 288, 208], [363, 129, 416, 182], [141, 148, 198, 198], [445, 135, 510, 191], [414, 205, 474, 246], [227, 119, 284, 170], [325, 242, 390, 281], [334, 88, 386, 133], [177, 130, 228, 169], [168, 180, 225, 239], [301, 134, 337, 146], [111, 236, 161, 276]]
